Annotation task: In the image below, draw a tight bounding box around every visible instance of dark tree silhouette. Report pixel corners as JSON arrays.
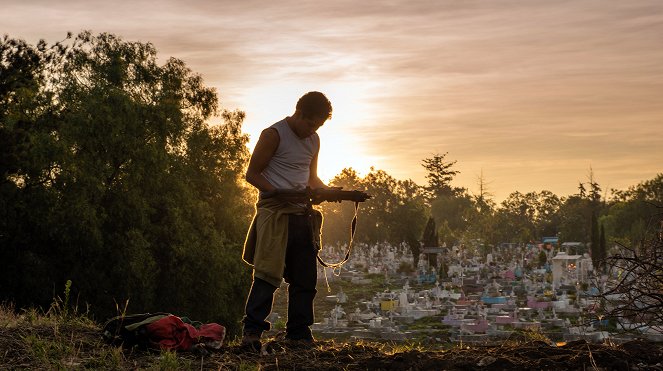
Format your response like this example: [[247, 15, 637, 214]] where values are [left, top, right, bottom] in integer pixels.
[[598, 206, 662, 333]]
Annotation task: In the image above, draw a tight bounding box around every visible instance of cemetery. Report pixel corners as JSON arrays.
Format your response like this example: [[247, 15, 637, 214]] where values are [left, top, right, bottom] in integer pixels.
[[270, 240, 661, 345]]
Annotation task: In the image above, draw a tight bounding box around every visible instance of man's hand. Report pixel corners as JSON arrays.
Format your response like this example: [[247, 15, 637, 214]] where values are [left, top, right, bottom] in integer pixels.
[[325, 186, 344, 202]]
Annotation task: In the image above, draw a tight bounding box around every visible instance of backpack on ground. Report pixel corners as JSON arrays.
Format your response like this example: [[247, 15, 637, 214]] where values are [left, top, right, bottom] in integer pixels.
[[101, 312, 171, 348]]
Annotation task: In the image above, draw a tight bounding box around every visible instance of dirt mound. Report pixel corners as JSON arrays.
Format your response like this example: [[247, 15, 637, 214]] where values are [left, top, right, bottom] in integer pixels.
[[235, 339, 661, 371], [1, 323, 662, 370]]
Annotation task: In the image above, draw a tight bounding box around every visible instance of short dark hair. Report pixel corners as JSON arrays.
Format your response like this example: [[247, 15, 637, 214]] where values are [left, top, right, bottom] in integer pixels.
[[296, 91, 332, 120]]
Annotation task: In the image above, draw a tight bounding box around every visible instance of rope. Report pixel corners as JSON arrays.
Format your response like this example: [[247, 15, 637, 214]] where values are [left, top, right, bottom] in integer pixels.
[[306, 200, 361, 292], [316, 201, 359, 270]]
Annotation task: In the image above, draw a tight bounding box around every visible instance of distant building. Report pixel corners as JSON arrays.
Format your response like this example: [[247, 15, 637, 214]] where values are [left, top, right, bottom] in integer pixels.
[[561, 241, 586, 255], [551, 252, 593, 289]]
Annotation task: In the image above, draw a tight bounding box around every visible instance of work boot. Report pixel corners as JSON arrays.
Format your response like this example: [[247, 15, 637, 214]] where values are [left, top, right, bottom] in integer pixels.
[[285, 328, 314, 343], [240, 333, 262, 353], [261, 333, 314, 354], [284, 334, 315, 348]]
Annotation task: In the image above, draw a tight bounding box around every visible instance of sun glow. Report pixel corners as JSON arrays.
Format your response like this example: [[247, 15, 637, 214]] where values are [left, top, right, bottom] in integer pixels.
[[315, 85, 382, 183], [241, 80, 381, 184]]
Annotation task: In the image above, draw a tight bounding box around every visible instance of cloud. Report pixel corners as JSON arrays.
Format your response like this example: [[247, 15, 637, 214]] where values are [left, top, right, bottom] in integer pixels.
[[2, 0, 661, 200]]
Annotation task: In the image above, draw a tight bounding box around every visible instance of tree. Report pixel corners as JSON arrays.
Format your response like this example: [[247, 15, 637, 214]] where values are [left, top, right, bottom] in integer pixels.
[[534, 190, 561, 238], [613, 173, 663, 203], [558, 195, 593, 246], [356, 168, 399, 244], [473, 169, 495, 215], [421, 217, 438, 268], [599, 209, 662, 333], [603, 174, 662, 246], [578, 182, 587, 199], [390, 178, 428, 266], [588, 166, 602, 205], [321, 167, 427, 265], [421, 152, 462, 202], [598, 222, 606, 272], [321, 168, 364, 246], [492, 191, 537, 244], [431, 193, 474, 248], [590, 212, 600, 268], [462, 171, 497, 247], [0, 33, 252, 334], [422, 217, 439, 248]]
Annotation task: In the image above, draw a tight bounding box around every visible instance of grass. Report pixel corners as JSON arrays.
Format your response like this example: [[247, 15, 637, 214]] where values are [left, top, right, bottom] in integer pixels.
[[1, 282, 145, 369], [1, 299, 119, 369], [148, 350, 195, 371], [0, 303, 204, 370], [0, 303, 658, 370], [1, 278, 660, 370], [407, 316, 450, 330]]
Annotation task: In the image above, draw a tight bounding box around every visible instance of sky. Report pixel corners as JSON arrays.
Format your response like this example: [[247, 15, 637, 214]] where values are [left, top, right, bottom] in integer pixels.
[[3, 0, 662, 202]]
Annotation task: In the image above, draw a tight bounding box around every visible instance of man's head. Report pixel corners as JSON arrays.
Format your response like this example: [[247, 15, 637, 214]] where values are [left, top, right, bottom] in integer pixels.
[[296, 91, 332, 121], [290, 91, 332, 138]]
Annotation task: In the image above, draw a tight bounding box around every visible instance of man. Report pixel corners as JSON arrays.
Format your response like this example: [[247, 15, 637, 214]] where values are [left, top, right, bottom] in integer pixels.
[[241, 91, 332, 350]]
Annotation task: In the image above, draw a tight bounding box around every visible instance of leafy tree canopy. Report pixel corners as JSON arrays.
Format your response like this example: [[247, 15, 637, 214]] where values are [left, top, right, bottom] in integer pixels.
[[0, 33, 252, 334]]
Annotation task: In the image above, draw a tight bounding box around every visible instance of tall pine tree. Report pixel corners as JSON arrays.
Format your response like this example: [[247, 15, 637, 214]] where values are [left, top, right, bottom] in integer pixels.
[[590, 212, 600, 270]]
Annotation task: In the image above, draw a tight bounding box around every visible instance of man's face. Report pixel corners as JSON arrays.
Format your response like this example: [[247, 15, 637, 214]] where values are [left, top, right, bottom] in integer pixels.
[[296, 115, 326, 138]]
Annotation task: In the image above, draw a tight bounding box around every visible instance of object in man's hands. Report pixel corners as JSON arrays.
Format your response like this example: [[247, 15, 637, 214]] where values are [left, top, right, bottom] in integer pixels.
[[263, 187, 371, 204]]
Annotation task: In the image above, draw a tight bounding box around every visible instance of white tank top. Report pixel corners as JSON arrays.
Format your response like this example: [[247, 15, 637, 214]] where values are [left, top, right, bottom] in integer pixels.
[[261, 119, 320, 191]]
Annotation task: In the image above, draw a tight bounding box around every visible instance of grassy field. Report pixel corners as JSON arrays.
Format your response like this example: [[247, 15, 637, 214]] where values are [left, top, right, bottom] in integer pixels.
[[2, 278, 662, 370], [2, 301, 662, 370]]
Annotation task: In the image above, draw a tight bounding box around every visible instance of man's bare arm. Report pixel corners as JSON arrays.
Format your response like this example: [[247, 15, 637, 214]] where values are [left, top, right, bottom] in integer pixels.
[[245, 128, 279, 192]]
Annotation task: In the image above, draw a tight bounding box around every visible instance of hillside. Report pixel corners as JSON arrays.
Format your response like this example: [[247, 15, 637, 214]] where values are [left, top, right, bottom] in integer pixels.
[[1, 308, 661, 370]]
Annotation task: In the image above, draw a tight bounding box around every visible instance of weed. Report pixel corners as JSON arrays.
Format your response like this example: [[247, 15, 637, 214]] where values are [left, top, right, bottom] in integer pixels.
[[521, 328, 552, 343], [503, 328, 552, 346], [23, 333, 77, 368], [0, 302, 19, 327], [85, 345, 126, 369], [238, 362, 260, 371], [47, 280, 72, 319], [20, 307, 43, 326], [46, 279, 95, 327], [114, 298, 130, 319], [407, 316, 449, 330], [389, 340, 426, 354], [148, 349, 193, 370]]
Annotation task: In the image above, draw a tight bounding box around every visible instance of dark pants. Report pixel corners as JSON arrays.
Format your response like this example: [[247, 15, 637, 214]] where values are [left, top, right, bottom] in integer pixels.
[[242, 214, 318, 340]]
